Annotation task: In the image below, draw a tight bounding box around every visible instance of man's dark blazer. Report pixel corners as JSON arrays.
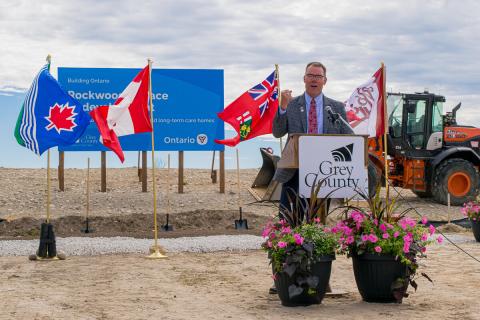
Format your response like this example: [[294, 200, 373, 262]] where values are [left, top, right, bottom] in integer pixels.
[[272, 93, 354, 183]]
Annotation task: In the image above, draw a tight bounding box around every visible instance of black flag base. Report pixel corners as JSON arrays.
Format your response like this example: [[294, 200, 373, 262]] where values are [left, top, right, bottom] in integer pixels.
[[29, 223, 66, 261]]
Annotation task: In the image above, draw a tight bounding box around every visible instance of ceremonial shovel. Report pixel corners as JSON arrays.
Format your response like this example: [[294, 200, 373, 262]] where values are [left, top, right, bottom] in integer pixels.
[[234, 149, 248, 230]]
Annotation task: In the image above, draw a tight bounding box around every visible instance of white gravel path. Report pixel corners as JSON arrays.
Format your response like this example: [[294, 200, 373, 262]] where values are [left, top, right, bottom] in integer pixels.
[[0, 233, 476, 257], [0, 235, 264, 256]]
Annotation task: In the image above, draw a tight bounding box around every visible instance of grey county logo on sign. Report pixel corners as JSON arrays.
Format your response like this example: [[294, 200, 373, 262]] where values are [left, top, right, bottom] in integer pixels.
[[299, 136, 367, 199]]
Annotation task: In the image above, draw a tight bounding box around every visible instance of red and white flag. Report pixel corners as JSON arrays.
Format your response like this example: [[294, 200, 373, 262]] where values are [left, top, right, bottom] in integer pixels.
[[90, 65, 152, 162], [345, 66, 385, 137]]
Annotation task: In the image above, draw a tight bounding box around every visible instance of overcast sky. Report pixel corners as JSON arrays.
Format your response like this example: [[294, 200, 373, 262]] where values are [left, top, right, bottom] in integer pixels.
[[1, 0, 480, 125]]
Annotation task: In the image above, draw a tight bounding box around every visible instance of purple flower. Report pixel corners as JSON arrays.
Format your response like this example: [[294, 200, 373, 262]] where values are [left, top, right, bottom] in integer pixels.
[[374, 246, 382, 253]]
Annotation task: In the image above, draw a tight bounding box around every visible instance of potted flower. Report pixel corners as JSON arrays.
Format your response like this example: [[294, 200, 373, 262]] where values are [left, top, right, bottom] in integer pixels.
[[261, 185, 338, 307], [333, 191, 441, 303], [461, 201, 480, 241]]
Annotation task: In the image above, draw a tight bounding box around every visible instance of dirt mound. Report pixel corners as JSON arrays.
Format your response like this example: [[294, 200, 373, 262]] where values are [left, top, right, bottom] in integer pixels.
[[0, 210, 271, 240]]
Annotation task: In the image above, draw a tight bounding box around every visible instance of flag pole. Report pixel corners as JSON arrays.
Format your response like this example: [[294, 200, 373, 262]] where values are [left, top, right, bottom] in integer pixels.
[[275, 64, 283, 152], [146, 59, 167, 259], [381, 62, 390, 217], [46, 54, 52, 224]]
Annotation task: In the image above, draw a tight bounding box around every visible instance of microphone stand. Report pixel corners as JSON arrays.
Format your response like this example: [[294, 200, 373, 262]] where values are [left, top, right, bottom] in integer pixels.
[[326, 106, 354, 132]]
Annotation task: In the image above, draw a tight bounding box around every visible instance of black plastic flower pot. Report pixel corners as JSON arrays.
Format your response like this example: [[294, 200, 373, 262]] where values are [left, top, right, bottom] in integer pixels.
[[274, 255, 335, 307], [352, 253, 408, 303], [470, 219, 480, 242]]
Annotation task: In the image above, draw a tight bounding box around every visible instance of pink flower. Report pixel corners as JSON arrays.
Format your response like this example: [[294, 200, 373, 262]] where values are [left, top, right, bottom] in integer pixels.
[[324, 227, 331, 233], [373, 218, 378, 226], [269, 232, 276, 239], [403, 242, 410, 253], [374, 246, 382, 253], [368, 234, 378, 243], [293, 233, 304, 245], [437, 236, 443, 244], [281, 226, 291, 234], [346, 235, 354, 244], [421, 216, 428, 225], [277, 241, 287, 248], [403, 232, 413, 243], [361, 234, 369, 242], [421, 247, 427, 253], [343, 226, 353, 236], [351, 211, 365, 224], [261, 227, 271, 238], [314, 217, 321, 223], [421, 233, 428, 241], [393, 231, 400, 238], [429, 225, 436, 235], [382, 233, 389, 239], [271, 273, 277, 280], [379, 224, 387, 232], [267, 241, 272, 248]]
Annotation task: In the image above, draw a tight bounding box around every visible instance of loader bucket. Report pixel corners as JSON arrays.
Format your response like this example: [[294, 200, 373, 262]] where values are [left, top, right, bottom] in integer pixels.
[[252, 148, 280, 188], [248, 148, 282, 202]]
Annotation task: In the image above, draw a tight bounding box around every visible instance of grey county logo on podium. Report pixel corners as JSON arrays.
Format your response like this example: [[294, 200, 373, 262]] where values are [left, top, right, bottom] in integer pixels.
[[299, 135, 368, 199]]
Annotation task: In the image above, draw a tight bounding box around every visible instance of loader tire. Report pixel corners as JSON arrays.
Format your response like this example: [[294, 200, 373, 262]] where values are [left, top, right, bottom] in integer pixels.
[[432, 158, 479, 206], [413, 189, 432, 198]]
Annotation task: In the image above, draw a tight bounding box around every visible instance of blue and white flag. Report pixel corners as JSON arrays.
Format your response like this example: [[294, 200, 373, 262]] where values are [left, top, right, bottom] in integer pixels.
[[14, 64, 90, 155]]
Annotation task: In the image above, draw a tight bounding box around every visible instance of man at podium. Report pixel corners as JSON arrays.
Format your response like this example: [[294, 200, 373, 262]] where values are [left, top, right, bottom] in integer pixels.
[[272, 61, 353, 213]]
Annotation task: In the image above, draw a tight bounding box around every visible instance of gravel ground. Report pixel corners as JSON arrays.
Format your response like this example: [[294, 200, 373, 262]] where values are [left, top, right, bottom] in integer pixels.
[[0, 235, 265, 256], [0, 233, 475, 257]]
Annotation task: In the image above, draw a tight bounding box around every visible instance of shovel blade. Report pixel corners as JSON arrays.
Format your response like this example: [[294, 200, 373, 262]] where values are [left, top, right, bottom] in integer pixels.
[[235, 219, 249, 230], [161, 225, 174, 232]]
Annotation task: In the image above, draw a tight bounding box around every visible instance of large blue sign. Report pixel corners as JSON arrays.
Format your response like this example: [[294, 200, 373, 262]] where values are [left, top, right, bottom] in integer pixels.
[[57, 68, 224, 151]]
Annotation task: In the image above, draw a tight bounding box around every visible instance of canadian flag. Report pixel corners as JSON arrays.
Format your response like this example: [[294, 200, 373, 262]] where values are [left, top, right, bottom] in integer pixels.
[[345, 66, 385, 137], [90, 65, 152, 162]]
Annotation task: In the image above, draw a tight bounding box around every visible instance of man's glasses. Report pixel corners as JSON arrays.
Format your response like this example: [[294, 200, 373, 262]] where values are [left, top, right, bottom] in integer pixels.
[[305, 74, 325, 80]]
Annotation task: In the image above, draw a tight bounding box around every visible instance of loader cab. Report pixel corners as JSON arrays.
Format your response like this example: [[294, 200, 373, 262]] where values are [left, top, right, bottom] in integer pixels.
[[387, 92, 445, 157]]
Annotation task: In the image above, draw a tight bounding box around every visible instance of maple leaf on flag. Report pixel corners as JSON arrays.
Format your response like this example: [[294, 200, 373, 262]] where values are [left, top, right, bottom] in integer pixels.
[[45, 102, 78, 134]]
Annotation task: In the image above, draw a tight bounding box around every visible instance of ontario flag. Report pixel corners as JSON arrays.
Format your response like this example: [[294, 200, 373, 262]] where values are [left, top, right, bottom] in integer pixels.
[[14, 64, 90, 155], [90, 65, 152, 162], [215, 70, 279, 147], [345, 66, 385, 137]]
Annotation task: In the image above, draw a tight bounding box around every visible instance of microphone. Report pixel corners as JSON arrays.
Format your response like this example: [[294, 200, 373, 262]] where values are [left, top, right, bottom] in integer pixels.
[[325, 105, 355, 132], [325, 106, 340, 123]]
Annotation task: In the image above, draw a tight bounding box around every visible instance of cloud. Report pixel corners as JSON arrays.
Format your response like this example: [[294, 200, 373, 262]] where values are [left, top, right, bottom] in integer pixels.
[[1, 0, 479, 125]]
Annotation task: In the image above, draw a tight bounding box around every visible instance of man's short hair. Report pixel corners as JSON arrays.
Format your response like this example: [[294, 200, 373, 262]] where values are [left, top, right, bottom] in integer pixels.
[[305, 62, 326, 75]]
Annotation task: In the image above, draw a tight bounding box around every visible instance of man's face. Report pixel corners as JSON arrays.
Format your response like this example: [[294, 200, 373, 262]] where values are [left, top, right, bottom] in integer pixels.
[[304, 65, 327, 98]]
